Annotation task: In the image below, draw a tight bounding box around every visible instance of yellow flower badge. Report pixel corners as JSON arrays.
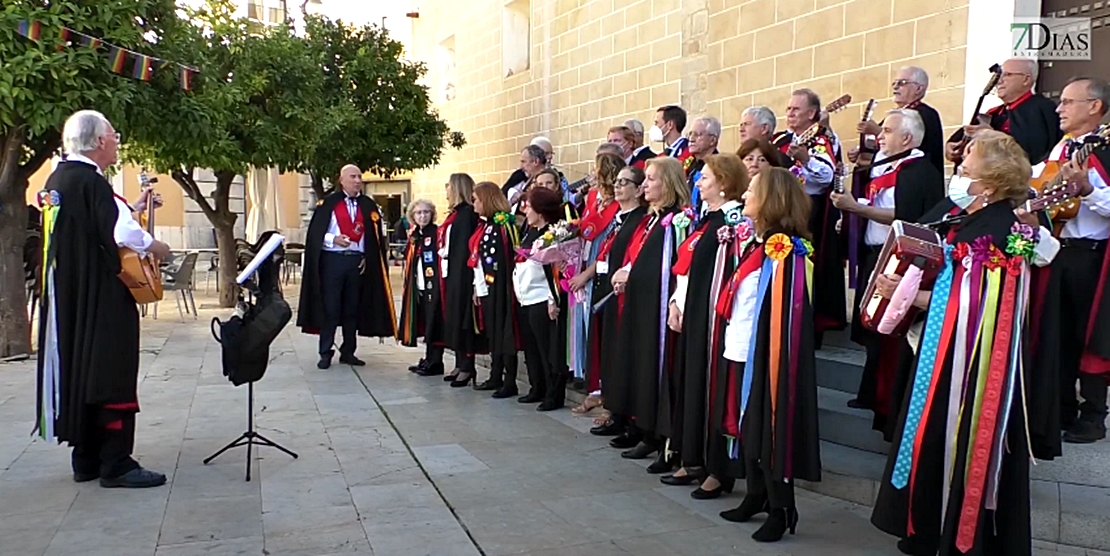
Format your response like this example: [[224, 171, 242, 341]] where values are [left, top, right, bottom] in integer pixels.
[[765, 233, 793, 261]]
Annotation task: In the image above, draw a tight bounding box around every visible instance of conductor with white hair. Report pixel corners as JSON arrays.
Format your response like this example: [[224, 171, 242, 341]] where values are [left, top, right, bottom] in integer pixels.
[[945, 57, 1062, 166], [830, 108, 946, 421], [851, 66, 946, 173], [37, 109, 172, 488]]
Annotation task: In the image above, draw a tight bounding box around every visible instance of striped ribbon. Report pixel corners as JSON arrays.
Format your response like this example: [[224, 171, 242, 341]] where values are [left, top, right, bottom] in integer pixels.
[[891, 245, 955, 489], [739, 255, 774, 428], [658, 225, 674, 387], [784, 255, 806, 479]]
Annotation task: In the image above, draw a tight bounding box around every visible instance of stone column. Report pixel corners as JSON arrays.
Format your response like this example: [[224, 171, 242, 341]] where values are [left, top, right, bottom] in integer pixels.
[[680, 0, 709, 116]]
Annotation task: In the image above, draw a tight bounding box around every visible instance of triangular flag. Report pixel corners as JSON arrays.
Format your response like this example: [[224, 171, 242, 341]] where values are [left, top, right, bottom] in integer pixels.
[[132, 54, 153, 81], [16, 20, 42, 40], [107, 46, 128, 73]]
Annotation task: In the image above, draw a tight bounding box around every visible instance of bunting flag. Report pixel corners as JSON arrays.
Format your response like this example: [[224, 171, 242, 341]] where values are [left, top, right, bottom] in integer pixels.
[[12, 19, 198, 91]]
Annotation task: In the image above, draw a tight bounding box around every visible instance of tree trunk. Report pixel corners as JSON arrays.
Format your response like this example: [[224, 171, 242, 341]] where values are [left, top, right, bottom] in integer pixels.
[[310, 171, 326, 202], [0, 173, 31, 358], [169, 168, 240, 308], [215, 222, 238, 307]]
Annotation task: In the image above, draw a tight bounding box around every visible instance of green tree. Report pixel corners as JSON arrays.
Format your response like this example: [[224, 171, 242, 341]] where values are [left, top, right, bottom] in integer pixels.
[[299, 14, 464, 199], [0, 0, 179, 357], [123, 0, 327, 307]]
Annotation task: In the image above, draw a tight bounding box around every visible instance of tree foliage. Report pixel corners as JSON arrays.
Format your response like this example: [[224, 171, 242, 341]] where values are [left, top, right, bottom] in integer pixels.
[[299, 15, 465, 198], [0, 0, 179, 357], [123, 0, 328, 307]]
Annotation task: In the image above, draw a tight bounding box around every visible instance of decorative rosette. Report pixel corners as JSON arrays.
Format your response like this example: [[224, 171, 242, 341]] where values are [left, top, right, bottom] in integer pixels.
[[37, 189, 60, 208], [717, 225, 735, 244], [493, 212, 514, 226], [671, 209, 693, 230], [789, 165, 806, 185], [969, 236, 1006, 270], [724, 207, 743, 226], [1005, 222, 1038, 259], [791, 237, 814, 257], [952, 242, 971, 263], [661, 212, 675, 227], [735, 218, 754, 242], [765, 233, 793, 261]]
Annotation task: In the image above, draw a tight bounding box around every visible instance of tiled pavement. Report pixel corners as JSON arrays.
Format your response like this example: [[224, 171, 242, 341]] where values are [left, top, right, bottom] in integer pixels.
[[1, 291, 1107, 555]]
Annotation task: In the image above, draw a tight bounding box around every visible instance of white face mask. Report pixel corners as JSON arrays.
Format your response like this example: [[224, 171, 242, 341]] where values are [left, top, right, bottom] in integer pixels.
[[947, 175, 976, 210], [648, 125, 664, 143]]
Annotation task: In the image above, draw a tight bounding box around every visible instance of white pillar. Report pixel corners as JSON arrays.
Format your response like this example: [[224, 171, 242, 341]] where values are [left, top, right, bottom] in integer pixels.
[[961, 0, 1045, 121]]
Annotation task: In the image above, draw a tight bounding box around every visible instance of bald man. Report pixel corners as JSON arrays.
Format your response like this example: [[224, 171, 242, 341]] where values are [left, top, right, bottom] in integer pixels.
[[297, 164, 397, 369], [946, 57, 1062, 166]]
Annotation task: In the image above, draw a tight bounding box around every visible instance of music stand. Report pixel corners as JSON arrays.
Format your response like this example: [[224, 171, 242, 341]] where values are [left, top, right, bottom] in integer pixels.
[[204, 233, 298, 481]]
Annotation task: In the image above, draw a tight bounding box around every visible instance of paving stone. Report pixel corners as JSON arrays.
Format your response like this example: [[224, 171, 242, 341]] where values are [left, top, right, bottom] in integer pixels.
[[153, 537, 265, 556], [410, 443, 490, 476]]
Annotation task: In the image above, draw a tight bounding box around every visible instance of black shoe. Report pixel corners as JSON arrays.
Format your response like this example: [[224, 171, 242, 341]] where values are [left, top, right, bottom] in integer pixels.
[[846, 398, 869, 409], [73, 471, 98, 483], [608, 431, 641, 449], [99, 467, 167, 489], [896, 537, 937, 556], [409, 358, 427, 372], [646, 451, 674, 474], [660, 469, 702, 486], [317, 355, 332, 369], [416, 362, 445, 376], [474, 380, 501, 391], [339, 355, 366, 366], [444, 369, 461, 382], [751, 507, 797, 542], [518, 393, 543, 403], [621, 441, 657, 460], [450, 371, 475, 388], [1063, 420, 1107, 444], [537, 400, 563, 411], [720, 494, 769, 523], [692, 477, 734, 499], [492, 387, 519, 399], [590, 421, 623, 436]]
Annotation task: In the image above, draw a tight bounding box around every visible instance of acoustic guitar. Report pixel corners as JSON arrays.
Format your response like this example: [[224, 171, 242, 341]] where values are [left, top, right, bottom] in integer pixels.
[[1029, 124, 1110, 225], [948, 64, 1003, 167], [792, 94, 852, 149], [118, 170, 164, 304], [838, 99, 878, 194]]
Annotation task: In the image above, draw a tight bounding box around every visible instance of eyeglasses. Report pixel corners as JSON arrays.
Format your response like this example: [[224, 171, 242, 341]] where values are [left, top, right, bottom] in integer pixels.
[[614, 178, 638, 188], [1058, 98, 1097, 107], [891, 79, 920, 88], [1001, 71, 1030, 79]]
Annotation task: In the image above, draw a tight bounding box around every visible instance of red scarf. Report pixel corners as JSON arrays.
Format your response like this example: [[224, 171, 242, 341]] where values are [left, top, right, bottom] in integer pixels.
[[467, 221, 488, 269], [334, 198, 365, 243], [579, 196, 619, 241], [622, 213, 658, 267], [670, 229, 704, 276]]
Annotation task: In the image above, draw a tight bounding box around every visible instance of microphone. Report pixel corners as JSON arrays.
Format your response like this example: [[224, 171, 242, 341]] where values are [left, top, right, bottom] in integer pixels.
[[921, 212, 969, 230]]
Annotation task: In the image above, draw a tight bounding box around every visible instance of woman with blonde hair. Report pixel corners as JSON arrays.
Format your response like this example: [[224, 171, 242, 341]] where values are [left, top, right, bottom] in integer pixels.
[[716, 167, 819, 542], [568, 152, 626, 412], [871, 133, 1053, 556], [437, 173, 486, 381], [662, 153, 749, 500], [608, 156, 693, 471], [397, 199, 446, 375], [466, 182, 522, 394]]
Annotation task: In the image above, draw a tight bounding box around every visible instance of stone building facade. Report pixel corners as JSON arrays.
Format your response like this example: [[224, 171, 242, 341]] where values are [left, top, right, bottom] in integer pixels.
[[404, 0, 1105, 208]]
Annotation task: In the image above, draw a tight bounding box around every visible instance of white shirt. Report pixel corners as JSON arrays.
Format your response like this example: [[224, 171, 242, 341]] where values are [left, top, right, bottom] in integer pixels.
[[66, 154, 152, 253], [784, 132, 835, 195], [1035, 135, 1110, 240], [322, 196, 367, 253], [513, 256, 554, 307], [669, 200, 741, 312], [864, 149, 924, 246], [473, 258, 489, 297], [722, 264, 763, 363]]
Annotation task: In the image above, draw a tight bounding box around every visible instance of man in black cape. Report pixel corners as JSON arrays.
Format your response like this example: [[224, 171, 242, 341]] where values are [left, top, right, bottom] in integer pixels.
[[36, 110, 172, 488], [945, 57, 1061, 167], [832, 108, 945, 438], [298, 164, 396, 369]]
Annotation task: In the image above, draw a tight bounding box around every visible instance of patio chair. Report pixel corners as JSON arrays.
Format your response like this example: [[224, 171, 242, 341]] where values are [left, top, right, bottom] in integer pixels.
[[157, 252, 199, 321]]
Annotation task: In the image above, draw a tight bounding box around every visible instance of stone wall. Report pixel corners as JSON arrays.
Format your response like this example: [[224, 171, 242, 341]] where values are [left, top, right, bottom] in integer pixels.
[[405, 0, 971, 209]]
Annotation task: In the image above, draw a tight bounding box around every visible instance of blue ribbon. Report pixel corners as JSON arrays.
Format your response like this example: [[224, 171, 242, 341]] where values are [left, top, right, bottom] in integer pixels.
[[891, 245, 955, 489], [738, 255, 774, 426]]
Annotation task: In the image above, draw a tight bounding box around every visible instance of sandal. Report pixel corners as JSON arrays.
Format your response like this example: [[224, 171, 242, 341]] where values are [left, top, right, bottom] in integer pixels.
[[592, 410, 612, 426], [572, 395, 603, 415]]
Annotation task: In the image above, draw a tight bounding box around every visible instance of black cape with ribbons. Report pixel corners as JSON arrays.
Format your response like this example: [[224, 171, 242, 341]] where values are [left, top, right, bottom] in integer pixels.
[[296, 191, 396, 338], [397, 223, 444, 348]]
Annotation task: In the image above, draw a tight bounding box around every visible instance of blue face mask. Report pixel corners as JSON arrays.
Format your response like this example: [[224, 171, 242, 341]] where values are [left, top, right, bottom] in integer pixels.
[[947, 174, 976, 210]]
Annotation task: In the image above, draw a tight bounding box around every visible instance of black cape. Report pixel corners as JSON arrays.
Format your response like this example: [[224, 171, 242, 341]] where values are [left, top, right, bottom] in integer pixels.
[[296, 191, 395, 338], [440, 203, 485, 355], [475, 218, 521, 355], [396, 223, 444, 348], [948, 93, 1062, 165], [617, 206, 682, 436], [872, 200, 1036, 556], [670, 208, 735, 466], [37, 161, 140, 446], [598, 206, 647, 414]]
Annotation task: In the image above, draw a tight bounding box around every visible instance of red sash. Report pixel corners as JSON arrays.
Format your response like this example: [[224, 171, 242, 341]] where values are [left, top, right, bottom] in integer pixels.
[[622, 213, 658, 267], [867, 170, 898, 201], [334, 199, 365, 243], [579, 197, 619, 241], [716, 243, 764, 318], [467, 222, 487, 269], [670, 229, 704, 277]]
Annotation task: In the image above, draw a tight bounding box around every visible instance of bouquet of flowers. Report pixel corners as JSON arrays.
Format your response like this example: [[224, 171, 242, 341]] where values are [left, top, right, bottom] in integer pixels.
[[516, 220, 586, 300]]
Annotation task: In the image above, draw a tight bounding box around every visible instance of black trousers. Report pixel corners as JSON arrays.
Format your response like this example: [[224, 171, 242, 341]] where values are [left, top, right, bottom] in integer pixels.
[[453, 351, 475, 372], [1056, 243, 1109, 424], [319, 251, 362, 357], [745, 459, 795, 510], [481, 299, 518, 387], [422, 292, 444, 366], [71, 406, 139, 479], [520, 302, 564, 404]]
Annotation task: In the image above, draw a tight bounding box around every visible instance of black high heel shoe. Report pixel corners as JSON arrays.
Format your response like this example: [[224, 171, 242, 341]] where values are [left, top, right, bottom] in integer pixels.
[[751, 507, 798, 543], [443, 369, 460, 382], [659, 468, 704, 486], [691, 477, 734, 499], [450, 371, 475, 388], [719, 494, 769, 523]]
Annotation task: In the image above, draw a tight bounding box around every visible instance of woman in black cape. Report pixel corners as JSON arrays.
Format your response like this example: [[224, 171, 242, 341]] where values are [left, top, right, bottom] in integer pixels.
[[610, 157, 692, 473], [870, 134, 1051, 556], [468, 182, 521, 393], [662, 153, 749, 499], [439, 174, 487, 385], [397, 199, 447, 375]]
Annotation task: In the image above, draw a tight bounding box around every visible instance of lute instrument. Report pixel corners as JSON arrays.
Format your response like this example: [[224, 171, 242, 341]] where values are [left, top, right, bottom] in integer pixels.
[[949, 64, 1003, 167], [118, 169, 164, 304], [839, 99, 878, 194], [1029, 124, 1110, 226], [791, 94, 852, 149]]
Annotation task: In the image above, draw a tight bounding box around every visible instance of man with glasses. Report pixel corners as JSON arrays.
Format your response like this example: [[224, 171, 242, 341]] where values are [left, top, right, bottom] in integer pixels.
[[686, 116, 721, 212], [1029, 76, 1110, 448], [945, 57, 1061, 166], [850, 66, 945, 174]]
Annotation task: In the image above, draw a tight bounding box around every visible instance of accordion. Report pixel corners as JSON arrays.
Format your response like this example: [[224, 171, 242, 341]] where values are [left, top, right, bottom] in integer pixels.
[[860, 220, 945, 337]]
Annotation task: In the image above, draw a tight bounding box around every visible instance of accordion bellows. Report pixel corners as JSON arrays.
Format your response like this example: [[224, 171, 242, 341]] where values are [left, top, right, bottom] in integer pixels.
[[860, 221, 945, 337]]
